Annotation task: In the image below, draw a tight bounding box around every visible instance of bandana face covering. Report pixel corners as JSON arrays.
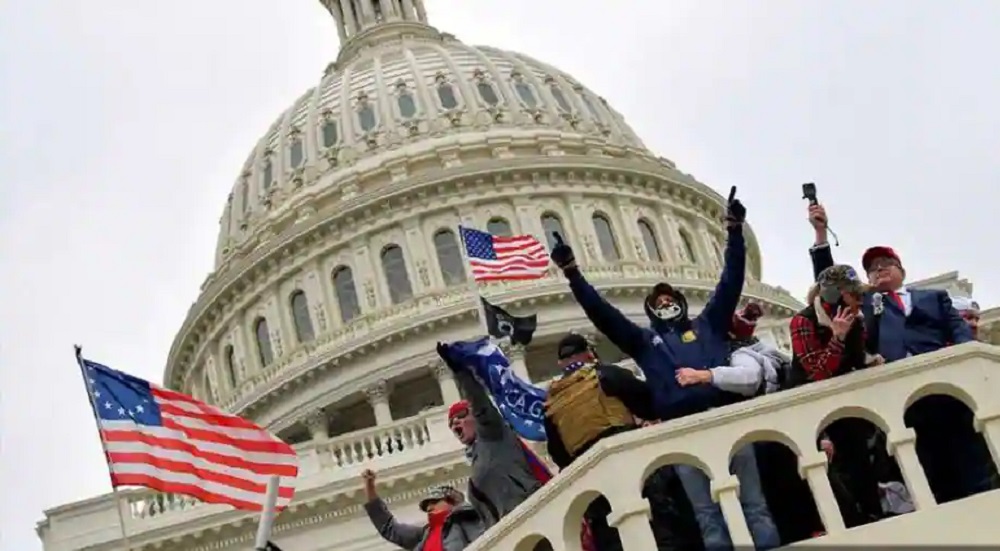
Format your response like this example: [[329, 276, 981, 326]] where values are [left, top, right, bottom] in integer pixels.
[[653, 302, 684, 321]]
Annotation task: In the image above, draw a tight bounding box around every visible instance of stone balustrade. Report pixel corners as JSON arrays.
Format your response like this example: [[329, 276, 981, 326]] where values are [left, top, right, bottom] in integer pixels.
[[467, 343, 1000, 551]]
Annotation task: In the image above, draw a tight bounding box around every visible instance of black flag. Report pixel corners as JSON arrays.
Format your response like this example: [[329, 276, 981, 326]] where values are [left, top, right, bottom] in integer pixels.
[[481, 297, 537, 346], [261, 541, 285, 551]]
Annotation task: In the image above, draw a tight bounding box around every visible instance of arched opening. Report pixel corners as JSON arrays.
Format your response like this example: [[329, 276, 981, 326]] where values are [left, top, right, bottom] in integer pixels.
[[433, 229, 466, 286], [904, 389, 997, 504], [540, 212, 566, 250], [486, 217, 512, 237], [223, 345, 237, 388], [254, 317, 274, 367], [381, 244, 413, 304], [640, 452, 713, 551], [679, 228, 697, 263], [332, 265, 361, 322], [637, 217, 663, 261], [289, 290, 315, 343], [592, 213, 620, 261]]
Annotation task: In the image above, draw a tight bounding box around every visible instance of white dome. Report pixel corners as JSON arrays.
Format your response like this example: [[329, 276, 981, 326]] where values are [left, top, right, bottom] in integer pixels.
[[168, 0, 799, 432], [213, 20, 650, 268]]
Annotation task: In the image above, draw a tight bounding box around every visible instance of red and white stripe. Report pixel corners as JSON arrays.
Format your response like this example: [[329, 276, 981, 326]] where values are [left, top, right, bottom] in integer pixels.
[[100, 387, 298, 511], [470, 234, 550, 282]]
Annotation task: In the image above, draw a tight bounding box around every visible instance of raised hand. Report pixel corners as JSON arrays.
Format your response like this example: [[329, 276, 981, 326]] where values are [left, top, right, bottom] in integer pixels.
[[725, 186, 746, 227], [831, 306, 856, 341], [361, 469, 378, 499], [549, 231, 577, 270], [808, 203, 828, 230]]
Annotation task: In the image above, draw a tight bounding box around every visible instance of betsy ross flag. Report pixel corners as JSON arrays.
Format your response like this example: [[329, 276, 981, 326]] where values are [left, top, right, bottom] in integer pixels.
[[79, 354, 298, 511], [459, 226, 549, 282]]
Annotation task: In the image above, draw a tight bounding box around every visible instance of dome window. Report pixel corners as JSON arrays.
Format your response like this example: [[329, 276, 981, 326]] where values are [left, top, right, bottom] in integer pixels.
[[437, 83, 458, 109], [592, 213, 620, 261], [638, 218, 663, 262], [321, 119, 339, 148], [477, 81, 500, 106], [511, 71, 537, 108], [223, 345, 237, 388], [356, 93, 377, 133], [261, 158, 274, 190], [254, 317, 274, 367], [289, 137, 304, 169], [433, 229, 466, 286], [381, 244, 414, 304], [679, 228, 698, 263], [540, 213, 567, 250], [396, 82, 417, 119], [546, 77, 573, 113], [486, 217, 512, 237], [332, 265, 361, 322], [289, 290, 315, 344]]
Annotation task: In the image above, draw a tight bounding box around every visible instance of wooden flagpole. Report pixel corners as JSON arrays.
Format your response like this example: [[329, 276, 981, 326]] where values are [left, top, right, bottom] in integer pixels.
[[74, 345, 134, 551]]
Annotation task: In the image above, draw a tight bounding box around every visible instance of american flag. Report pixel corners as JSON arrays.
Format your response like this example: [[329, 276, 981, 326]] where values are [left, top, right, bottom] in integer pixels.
[[81, 357, 298, 511], [459, 226, 549, 282]]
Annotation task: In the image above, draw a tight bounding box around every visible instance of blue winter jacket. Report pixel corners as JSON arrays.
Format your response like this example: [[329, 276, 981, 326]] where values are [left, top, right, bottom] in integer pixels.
[[566, 226, 747, 421]]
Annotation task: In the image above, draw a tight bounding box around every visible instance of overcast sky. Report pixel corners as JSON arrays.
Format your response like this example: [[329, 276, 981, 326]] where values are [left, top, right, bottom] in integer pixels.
[[2, 1, 998, 549]]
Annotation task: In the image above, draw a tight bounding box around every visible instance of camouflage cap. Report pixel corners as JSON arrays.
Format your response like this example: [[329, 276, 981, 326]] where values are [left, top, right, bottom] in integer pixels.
[[817, 264, 867, 303]]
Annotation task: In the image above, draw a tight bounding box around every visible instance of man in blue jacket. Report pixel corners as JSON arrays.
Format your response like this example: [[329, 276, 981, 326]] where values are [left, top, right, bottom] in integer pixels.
[[550, 188, 780, 551], [807, 203, 992, 503]]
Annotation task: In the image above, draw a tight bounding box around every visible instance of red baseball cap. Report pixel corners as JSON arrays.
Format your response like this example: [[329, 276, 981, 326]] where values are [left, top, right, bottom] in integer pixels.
[[448, 400, 470, 420], [861, 246, 901, 272]]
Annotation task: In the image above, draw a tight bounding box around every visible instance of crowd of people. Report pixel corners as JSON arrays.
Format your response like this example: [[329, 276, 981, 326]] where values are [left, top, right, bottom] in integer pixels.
[[360, 192, 998, 551]]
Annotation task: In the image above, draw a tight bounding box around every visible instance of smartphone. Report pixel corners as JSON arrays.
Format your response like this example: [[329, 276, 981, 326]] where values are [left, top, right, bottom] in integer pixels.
[[802, 182, 818, 204]]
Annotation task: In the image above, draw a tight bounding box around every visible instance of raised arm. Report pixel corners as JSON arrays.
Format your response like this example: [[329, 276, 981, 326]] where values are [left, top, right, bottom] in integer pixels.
[[362, 471, 425, 550], [808, 203, 835, 278], [700, 224, 747, 333], [452, 368, 507, 441], [549, 232, 649, 357]]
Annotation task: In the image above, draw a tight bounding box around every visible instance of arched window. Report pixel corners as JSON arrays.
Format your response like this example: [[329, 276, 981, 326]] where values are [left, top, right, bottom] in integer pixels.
[[437, 82, 458, 109], [638, 218, 663, 262], [261, 159, 273, 190], [540, 212, 566, 250], [254, 318, 274, 367], [434, 229, 466, 286], [592, 213, 620, 261], [486, 217, 512, 237], [332, 266, 361, 323], [203, 371, 213, 402], [679, 229, 698, 263], [321, 119, 339, 148], [477, 81, 500, 106], [289, 137, 304, 168], [289, 290, 315, 343], [224, 345, 237, 387], [381, 245, 413, 304]]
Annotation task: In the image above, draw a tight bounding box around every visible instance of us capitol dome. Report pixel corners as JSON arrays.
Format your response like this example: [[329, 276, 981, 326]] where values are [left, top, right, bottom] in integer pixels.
[[37, 1, 834, 550]]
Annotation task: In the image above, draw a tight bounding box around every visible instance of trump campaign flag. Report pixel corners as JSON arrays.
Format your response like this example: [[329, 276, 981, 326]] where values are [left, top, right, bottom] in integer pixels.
[[77, 349, 299, 511], [446, 336, 547, 441]]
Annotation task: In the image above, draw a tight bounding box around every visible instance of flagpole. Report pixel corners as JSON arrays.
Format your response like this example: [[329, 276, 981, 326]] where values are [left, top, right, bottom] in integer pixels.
[[457, 225, 492, 336], [75, 345, 134, 551], [254, 475, 281, 550]]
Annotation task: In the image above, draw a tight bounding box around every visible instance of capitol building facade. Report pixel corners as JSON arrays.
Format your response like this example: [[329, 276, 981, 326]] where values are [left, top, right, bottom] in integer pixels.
[[37, 1, 1000, 550]]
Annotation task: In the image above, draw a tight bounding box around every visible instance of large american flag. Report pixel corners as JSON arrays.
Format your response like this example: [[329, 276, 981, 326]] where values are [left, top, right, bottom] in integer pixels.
[[460, 226, 550, 281], [81, 358, 298, 511]]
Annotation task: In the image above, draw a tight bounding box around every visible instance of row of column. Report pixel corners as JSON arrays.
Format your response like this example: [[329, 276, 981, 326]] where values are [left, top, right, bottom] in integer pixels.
[[299, 357, 463, 441]]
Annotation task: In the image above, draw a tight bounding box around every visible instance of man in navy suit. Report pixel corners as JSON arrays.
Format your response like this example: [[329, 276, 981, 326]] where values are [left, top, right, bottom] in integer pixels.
[[806, 203, 993, 503]]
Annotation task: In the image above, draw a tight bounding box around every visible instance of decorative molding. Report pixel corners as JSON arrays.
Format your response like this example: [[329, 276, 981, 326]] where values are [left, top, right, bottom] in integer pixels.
[[364, 379, 389, 403]]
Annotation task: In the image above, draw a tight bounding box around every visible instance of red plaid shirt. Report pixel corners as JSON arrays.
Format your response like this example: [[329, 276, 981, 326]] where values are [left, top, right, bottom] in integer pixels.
[[789, 306, 867, 382]]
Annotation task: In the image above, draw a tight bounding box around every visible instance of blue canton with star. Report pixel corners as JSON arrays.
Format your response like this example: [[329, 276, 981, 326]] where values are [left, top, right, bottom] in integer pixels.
[[83, 359, 163, 425], [459, 226, 498, 260]]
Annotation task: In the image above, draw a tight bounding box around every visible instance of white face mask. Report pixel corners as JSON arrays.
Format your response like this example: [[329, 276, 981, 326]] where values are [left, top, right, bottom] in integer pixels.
[[653, 303, 683, 321]]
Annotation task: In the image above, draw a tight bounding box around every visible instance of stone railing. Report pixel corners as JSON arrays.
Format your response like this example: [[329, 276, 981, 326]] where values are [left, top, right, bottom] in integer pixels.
[[117, 407, 457, 524], [468, 343, 1000, 550], [220, 261, 803, 413]]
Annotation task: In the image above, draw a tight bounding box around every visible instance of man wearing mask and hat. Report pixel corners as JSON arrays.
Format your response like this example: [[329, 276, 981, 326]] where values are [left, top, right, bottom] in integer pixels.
[[806, 204, 991, 504], [950, 295, 982, 340], [544, 332, 658, 551], [362, 469, 484, 551], [550, 188, 781, 551]]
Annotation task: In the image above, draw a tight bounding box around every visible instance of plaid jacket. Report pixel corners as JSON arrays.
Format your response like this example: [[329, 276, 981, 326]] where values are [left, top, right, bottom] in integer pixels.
[[789, 306, 867, 382]]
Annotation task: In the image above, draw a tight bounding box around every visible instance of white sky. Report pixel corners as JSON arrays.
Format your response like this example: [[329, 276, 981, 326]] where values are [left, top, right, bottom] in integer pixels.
[[2, 1, 998, 549]]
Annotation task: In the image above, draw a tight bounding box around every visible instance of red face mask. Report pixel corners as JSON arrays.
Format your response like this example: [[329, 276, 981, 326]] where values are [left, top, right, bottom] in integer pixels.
[[731, 303, 762, 339]]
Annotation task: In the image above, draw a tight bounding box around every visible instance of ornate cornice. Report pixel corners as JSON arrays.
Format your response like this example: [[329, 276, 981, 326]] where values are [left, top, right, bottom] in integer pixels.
[[167, 155, 764, 388]]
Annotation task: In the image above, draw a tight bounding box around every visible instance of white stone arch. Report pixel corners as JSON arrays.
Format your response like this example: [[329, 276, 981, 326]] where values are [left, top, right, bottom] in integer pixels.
[[815, 404, 892, 442], [904, 380, 980, 415]]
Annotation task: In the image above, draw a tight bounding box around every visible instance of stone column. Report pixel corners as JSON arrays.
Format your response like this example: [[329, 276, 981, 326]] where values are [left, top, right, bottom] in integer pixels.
[[432, 360, 462, 406], [365, 380, 393, 425], [303, 409, 330, 441], [888, 428, 937, 510], [501, 342, 532, 382], [608, 502, 658, 551]]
